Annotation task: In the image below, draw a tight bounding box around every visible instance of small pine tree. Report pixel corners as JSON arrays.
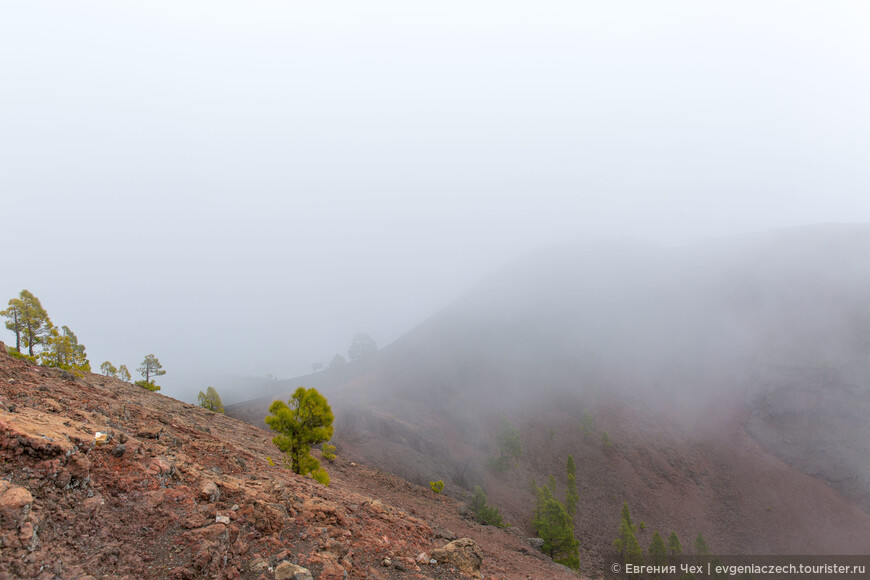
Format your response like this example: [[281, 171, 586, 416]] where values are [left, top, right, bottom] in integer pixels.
[[265, 387, 334, 483], [40, 325, 90, 376], [321, 442, 337, 462], [311, 467, 329, 486], [197, 386, 225, 413], [470, 486, 503, 527], [669, 531, 683, 556], [649, 531, 668, 566], [100, 361, 118, 377], [581, 409, 595, 438], [565, 455, 579, 516], [533, 482, 579, 570], [488, 416, 522, 472], [138, 354, 166, 385], [118, 364, 131, 382], [613, 518, 643, 566], [602, 431, 612, 450], [621, 501, 633, 529], [694, 533, 710, 556], [429, 480, 444, 493]]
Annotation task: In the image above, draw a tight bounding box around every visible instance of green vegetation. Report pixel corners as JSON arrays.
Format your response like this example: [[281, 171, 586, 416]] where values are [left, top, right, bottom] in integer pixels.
[[265, 387, 334, 486], [198, 386, 225, 413], [470, 486, 504, 527], [321, 442, 337, 462], [135, 380, 160, 392], [694, 533, 710, 556], [40, 325, 90, 376], [565, 455, 579, 516], [2, 290, 52, 357], [649, 530, 668, 566], [311, 468, 330, 486], [601, 431, 612, 450], [6, 348, 36, 363], [613, 503, 643, 567], [3, 291, 92, 376], [118, 364, 131, 382], [138, 354, 165, 384], [533, 480, 579, 570], [487, 416, 522, 472], [669, 531, 683, 556], [621, 501, 633, 529], [429, 480, 444, 493], [100, 361, 118, 377], [581, 409, 595, 438]]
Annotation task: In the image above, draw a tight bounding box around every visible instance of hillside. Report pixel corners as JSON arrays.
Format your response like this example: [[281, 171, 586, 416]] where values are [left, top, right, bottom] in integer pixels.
[[228, 224, 870, 574], [0, 349, 578, 580]]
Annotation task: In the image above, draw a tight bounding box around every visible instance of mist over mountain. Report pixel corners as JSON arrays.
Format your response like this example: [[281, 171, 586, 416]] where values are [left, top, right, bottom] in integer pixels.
[[229, 224, 870, 566]]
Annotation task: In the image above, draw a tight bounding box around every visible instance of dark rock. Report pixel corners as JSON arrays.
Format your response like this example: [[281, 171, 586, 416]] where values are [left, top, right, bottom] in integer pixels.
[[112, 444, 126, 458]]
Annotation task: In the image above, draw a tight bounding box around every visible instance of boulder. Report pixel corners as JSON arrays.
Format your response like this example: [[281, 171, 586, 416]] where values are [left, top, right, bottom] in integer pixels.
[[274, 560, 313, 580], [430, 537, 483, 578], [528, 537, 545, 550], [0, 482, 32, 529], [200, 481, 220, 503]]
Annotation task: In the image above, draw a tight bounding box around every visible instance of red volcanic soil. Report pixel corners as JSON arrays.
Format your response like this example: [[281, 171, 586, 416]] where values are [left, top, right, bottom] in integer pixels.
[[233, 377, 870, 576], [0, 350, 577, 580]]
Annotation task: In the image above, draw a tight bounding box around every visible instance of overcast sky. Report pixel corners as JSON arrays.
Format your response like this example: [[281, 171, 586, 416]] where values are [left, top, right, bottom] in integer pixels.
[[2, 2, 869, 401]]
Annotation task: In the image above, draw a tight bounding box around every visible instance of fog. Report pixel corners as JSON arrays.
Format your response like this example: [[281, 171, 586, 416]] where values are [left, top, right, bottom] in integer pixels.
[[3, 2, 870, 403]]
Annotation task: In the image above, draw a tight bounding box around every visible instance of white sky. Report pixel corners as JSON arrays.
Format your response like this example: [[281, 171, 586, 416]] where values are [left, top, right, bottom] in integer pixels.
[[2, 2, 869, 401]]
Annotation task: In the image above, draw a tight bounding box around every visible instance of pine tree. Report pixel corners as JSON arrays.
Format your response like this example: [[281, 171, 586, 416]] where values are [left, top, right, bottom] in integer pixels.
[[1, 297, 24, 352], [694, 533, 710, 556], [649, 531, 668, 566], [613, 517, 643, 566], [669, 531, 683, 556], [533, 482, 579, 570], [581, 409, 595, 438], [40, 326, 90, 376], [565, 455, 579, 516], [471, 486, 504, 527], [138, 354, 166, 384], [118, 365, 131, 382], [602, 431, 612, 450], [17, 290, 52, 356], [265, 387, 334, 481], [100, 361, 118, 377], [197, 386, 225, 413], [621, 501, 633, 530]]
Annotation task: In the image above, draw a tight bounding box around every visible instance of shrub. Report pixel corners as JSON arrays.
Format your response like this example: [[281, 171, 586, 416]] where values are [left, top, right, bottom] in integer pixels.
[[471, 486, 504, 527], [6, 348, 36, 363], [430, 480, 444, 493], [321, 442, 337, 462], [135, 380, 160, 392], [311, 467, 330, 486]]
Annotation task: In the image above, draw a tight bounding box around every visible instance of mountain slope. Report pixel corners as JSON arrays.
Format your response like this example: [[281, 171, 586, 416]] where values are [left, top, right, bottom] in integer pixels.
[[229, 224, 870, 573], [0, 349, 577, 579]]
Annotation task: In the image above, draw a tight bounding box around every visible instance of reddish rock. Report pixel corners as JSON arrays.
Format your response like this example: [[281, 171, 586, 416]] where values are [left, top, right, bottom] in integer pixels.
[[0, 483, 32, 529]]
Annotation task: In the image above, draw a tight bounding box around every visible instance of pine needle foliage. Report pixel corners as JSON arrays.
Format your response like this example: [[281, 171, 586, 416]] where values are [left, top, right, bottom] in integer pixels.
[[265, 387, 334, 484]]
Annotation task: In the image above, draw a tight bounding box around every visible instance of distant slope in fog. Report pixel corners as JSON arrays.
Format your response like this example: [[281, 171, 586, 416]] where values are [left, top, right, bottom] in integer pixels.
[[228, 223, 870, 568]]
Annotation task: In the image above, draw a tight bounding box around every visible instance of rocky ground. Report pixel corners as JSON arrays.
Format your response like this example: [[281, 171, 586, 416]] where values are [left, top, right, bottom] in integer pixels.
[[0, 349, 577, 580]]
